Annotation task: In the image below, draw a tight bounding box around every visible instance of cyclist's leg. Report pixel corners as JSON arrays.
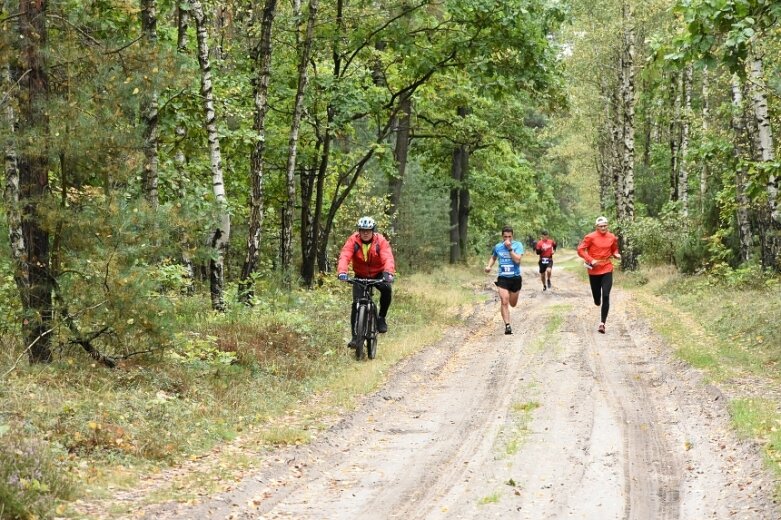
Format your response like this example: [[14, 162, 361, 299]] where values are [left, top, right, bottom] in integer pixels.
[[377, 283, 392, 318], [600, 272, 613, 323], [588, 274, 602, 306]]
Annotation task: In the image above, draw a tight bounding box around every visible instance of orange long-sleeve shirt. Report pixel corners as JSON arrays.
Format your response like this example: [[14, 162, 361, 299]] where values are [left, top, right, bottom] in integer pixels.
[[577, 230, 619, 275]]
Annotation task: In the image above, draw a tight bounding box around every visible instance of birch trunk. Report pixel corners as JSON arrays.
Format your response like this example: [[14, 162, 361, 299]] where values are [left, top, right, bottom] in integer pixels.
[[280, 0, 318, 274], [731, 75, 752, 262], [191, 0, 230, 311], [747, 55, 779, 268], [174, 4, 195, 293], [611, 79, 624, 217], [619, 0, 636, 270], [669, 72, 680, 202], [3, 61, 27, 296], [700, 66, 710, 212], [18, 0, 53, 362], [240, 0, 277, 302], [140, 0, 159, 208], [678, 64, 692, 217]]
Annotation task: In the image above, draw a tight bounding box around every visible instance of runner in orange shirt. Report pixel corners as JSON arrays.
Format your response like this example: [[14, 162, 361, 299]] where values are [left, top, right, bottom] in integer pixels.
[[577, 216, 621, 334]]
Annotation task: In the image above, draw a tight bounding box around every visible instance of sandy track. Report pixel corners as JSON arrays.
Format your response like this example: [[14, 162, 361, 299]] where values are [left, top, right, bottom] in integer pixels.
[[144, 268, 776, 520]]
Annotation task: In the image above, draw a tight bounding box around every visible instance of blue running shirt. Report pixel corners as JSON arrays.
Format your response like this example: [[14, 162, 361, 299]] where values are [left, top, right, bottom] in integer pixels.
[[492, 241, 523, 277]]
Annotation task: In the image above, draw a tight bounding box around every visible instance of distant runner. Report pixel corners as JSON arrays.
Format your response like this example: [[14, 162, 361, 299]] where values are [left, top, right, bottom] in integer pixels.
[[577, 216, 621, 334], [484, 225, 524, 335], [534, 230, 557, 291]]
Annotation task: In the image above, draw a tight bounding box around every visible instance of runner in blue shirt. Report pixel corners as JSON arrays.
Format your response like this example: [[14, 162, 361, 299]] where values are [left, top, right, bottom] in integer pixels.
[[484, 225, 524, 335]]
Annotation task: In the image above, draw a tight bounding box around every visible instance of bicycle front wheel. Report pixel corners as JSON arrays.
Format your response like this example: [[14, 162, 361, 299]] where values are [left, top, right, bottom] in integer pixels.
[[354, 304, 368, 360], [367, 306, 378, 360]]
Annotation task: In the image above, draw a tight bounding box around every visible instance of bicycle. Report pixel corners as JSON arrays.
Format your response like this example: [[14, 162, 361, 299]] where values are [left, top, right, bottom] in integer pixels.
[[347, 278, 384, 361]]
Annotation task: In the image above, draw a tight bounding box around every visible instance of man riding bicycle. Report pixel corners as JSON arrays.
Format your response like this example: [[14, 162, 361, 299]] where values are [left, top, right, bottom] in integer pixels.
[[337, 217, 396, 348]]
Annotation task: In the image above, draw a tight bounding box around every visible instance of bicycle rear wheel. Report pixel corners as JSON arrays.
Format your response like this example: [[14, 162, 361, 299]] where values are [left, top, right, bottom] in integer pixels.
[[354, 304, 368, 360], [367, 305, 378, 360]]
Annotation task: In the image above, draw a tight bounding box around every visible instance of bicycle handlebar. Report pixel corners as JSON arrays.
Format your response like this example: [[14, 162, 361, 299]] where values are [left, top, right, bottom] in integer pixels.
[[346, 277, 386, 286]]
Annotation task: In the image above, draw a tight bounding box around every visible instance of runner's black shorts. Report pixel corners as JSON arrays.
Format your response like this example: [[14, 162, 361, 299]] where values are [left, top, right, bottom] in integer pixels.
[[538, 257, 553, 273], [495, 276, 522, 293]]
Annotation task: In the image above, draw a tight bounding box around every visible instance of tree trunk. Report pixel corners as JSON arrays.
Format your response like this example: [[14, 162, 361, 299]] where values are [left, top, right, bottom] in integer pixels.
[[449, 107, 469, 264], [191, 0, 230, 311], [386, 94, 412, 238], [669, 71, 680, 203], [700, 66, 710, 213], [458, 145, 470, 262], [18, 0, 53, 362], [747, 55, 779, 269], [731, 75, 752, 262], [140, 0, 159, 208], [281, 0, 318, 275], [611, 76, 624, 217], [240, 0, 277, 303], [678, 64, 692, 217], [3, 59, 27, 298], [619, 0, 636, 270], [175, 5, 194, 293]]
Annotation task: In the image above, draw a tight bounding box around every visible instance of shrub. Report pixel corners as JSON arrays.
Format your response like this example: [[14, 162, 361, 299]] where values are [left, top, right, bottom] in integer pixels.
[[0, 432, 74, 519]]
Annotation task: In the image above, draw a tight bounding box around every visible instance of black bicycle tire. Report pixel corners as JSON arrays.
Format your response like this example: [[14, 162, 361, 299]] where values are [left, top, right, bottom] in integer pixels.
[[367, 305, 378, 359], [355, 304, 368, 360]]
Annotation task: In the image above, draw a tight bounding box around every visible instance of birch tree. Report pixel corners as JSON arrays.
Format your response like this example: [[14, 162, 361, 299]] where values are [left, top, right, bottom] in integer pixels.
[[191, 0, 230, 311], [677, 63, 692, 216], [141, 0, 159, 208], [280, 0, 318, 275], [731, 75, 753, 262], [240, 0, 277, 303]]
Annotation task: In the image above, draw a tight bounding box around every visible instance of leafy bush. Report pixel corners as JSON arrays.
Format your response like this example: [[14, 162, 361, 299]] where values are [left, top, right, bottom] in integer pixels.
[[0, 431, 74, 520]]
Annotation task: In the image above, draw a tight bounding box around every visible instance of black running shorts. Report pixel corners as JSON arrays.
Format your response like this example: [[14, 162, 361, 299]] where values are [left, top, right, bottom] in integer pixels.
[[538, 257, 553, 273], [495, 276, 522, 293]]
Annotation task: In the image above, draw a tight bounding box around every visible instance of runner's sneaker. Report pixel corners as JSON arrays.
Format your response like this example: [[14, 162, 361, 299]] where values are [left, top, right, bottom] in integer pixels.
[[505, 324, 513, 335], [598, 323, 605, 334], [542, 285, 547, 291], [377, 316, 388, 333], [547, 280, 552, 289]]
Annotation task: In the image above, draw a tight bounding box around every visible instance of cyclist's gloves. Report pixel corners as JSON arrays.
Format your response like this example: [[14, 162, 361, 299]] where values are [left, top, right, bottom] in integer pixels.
[[338, 273, 348, 281], [383, 272, 394, 283]]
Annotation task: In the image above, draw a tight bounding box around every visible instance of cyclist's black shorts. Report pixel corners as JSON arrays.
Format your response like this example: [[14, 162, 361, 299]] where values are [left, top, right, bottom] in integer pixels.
[[495, 276, 522, 293], [538, 257, 553, 273]]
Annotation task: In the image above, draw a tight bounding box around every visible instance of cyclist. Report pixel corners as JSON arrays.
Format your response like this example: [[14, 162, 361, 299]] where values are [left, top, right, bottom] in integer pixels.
[[534, 230, 557, 291], [337, 216, 396, 348], [484, 225, 524, 335], [577, 216, 621, 334]]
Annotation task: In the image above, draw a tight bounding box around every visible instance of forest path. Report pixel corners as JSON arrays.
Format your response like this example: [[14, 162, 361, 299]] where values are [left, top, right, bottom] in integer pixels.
[[109, 265, 776, 519]]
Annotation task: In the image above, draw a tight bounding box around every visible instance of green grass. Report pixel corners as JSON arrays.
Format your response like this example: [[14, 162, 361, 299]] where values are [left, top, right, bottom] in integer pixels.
[[626, 265, 781, 494], [0, 265, 484, 518], [477, 491, 501, 505]]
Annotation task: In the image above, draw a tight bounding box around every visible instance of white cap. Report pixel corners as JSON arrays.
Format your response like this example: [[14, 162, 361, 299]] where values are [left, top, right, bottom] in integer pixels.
[[595, 216, 608, 226]]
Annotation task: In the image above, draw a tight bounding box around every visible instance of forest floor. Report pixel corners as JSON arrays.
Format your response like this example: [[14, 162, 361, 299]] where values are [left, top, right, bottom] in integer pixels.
[[75, 258, 779, 519]]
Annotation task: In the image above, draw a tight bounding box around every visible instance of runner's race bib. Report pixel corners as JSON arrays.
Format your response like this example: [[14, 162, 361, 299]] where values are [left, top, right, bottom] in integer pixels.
[[541, 257, 551, 264], [501, 264, 515, 274]]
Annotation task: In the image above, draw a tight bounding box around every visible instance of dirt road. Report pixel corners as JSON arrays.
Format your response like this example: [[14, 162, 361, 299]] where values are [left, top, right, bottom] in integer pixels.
[[147, 266, 776, 519]]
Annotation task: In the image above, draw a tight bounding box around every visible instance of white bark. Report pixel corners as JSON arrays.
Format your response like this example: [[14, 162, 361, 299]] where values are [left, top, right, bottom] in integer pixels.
[[748, 56, 779, 226], [141, 0, 159, 208], [191, 0, 230, 311], [700, 66, 709, 212], [669, 72, 681, 203], [731, 75, 752, 262], [621, 2, 635, 222], [3, 64, 26, 272], [678, 64, 692, 217], [280, 0, 318, 272]]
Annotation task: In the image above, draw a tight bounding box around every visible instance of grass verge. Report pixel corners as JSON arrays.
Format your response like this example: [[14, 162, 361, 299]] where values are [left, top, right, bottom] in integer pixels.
[[623, 265, 781, 493], [0, 266, 484, 519]]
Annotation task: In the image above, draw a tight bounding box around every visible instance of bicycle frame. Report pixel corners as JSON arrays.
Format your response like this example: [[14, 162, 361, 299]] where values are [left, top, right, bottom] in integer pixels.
[[347, 278, 384, 360]]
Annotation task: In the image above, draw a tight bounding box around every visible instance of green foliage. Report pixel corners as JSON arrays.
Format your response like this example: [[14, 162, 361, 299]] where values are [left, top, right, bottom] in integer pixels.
[[0, 433, 74, 520]]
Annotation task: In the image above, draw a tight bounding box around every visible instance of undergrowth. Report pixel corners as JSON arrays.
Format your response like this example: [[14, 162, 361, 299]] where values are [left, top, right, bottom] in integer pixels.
[[0, 266, 480, 518]]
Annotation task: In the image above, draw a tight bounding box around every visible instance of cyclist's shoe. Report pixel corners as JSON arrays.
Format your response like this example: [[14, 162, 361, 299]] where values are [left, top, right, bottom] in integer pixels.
[[547, 280, 552, 289], [377, 316, 388, 333], [598, 323, 605, 334], [348, 336, 357, 348], [505, 324, 513, 335]]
